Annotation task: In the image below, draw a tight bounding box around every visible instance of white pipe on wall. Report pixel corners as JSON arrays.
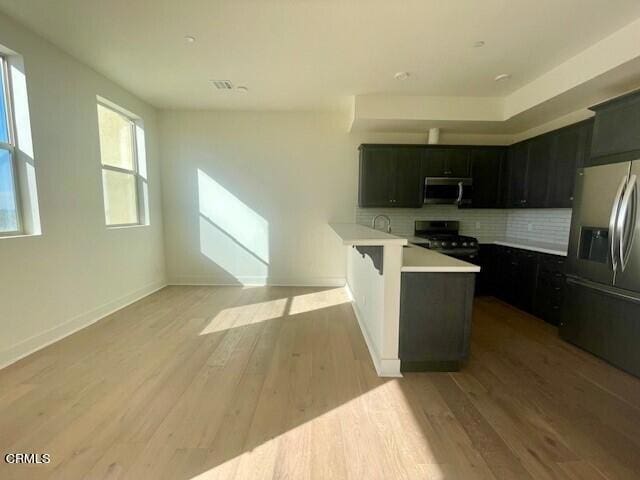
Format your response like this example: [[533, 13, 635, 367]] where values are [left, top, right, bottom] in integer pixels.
[[427, 127, 440, 144]]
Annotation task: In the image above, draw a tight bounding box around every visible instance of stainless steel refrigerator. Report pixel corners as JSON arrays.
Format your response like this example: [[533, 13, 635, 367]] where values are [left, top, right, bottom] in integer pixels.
[[563, 160, 640, 376]]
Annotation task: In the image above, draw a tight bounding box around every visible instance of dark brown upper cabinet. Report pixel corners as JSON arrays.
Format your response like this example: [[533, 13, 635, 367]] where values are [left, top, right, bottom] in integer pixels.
[[548, 119, 593, 208], [505, 118, 593, 209], [506, 141, 529, 207], [468, 147, 506, 208], [357, 117, 594, 210], [422, 148, 471, 177], [526, 134, 553, 208], [590, 90, 640, 163], [358, 145, 423, 208]]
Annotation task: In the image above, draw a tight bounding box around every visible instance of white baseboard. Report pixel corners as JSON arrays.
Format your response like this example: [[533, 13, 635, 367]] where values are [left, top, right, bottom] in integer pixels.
[[0, 280, 167, 370], [345, 284, 402, 378], [169, 275, 346, 288]]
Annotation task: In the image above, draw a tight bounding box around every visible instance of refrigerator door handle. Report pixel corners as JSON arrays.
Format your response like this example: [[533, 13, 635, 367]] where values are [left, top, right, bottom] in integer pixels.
[[617, 174, 637, 272], [609, 176, 628, 272]]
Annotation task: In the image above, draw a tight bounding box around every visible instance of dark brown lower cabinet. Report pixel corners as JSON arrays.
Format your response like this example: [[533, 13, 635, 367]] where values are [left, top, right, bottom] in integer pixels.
[[399, 272, 475, 372], [477, 244, 566, 325]]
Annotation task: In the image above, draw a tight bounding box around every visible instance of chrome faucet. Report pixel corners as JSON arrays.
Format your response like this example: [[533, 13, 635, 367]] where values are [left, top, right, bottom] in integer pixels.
[[372, 214, 392, 233]]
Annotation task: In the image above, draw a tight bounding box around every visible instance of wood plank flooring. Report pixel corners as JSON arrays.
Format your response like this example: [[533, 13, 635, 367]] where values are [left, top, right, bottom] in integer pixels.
[[1, 286, 640, 479]]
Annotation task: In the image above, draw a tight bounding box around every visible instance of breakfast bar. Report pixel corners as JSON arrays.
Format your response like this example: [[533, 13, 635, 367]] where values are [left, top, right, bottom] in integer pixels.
[[330, 223, 480, 376]]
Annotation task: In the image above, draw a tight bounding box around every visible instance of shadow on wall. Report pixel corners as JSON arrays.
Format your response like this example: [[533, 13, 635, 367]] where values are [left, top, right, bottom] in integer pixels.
[[197, 168, 269, 285]]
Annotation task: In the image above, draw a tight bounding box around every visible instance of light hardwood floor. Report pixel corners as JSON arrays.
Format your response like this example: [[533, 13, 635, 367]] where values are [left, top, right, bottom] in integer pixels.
[[1, 285, 640, 479]]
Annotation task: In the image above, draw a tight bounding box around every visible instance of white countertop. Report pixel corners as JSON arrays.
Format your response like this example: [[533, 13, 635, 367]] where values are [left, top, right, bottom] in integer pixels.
[[492, 238, 568, 256], [401, 245, 481, 273], [404, 235, 430, 245], [329, 223, 408, 246]]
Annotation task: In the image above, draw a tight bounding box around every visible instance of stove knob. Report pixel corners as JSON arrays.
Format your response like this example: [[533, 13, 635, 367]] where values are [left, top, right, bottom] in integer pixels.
[[431, 241, 439, 247], [441, 241, 448, 248], [462, 242, 468, 247], [452, 242, 458, 247]]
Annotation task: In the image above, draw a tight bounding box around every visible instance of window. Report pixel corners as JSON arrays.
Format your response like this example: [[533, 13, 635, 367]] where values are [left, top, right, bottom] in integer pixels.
[[97, 102, 148, 227], [0, 56, 21, 235]]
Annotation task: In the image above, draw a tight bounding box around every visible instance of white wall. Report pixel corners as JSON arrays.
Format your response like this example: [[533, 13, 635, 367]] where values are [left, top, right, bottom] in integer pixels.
[[347, 244, 403, 377], [0, 13, 166, 367], [159, 110, 426, 286]]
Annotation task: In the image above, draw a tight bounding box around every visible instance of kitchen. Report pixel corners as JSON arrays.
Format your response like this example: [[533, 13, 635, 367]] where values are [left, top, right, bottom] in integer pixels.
[[332, 90, 640, 379], [3, 2, 640, 478]]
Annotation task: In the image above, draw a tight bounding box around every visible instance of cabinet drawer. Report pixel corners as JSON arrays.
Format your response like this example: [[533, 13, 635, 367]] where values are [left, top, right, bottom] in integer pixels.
[[539, 254, 566, 274]]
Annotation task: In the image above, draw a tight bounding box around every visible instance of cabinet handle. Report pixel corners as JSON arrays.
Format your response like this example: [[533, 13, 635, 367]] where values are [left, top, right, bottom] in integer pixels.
[[520, 199, 527, 204], [444, 170, 452, 175], [569, 196, 574, 201]]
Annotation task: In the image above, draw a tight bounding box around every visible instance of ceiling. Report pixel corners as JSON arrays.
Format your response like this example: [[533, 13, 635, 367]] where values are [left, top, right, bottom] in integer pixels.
[[1, 0, 640, 113]]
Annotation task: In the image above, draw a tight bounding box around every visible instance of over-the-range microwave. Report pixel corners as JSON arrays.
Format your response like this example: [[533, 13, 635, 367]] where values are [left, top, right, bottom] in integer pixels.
[[424, 177, 473, 205]]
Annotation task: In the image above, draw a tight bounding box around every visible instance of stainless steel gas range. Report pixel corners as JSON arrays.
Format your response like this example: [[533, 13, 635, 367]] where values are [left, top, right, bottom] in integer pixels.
[[413, 220, 479, 262]]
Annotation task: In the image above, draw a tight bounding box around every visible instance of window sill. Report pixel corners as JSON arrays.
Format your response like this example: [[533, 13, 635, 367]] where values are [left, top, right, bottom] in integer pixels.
[[106, 223, 150, 230], [0, 232, 42, 240]]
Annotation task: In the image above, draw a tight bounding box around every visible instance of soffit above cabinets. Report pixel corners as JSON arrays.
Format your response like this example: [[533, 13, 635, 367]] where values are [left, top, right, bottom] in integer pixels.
[[350, 17, 640, 136]]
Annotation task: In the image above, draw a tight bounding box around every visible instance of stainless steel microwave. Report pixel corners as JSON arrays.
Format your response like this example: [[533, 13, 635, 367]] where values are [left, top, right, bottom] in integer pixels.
[[424, 177, 473, 205]]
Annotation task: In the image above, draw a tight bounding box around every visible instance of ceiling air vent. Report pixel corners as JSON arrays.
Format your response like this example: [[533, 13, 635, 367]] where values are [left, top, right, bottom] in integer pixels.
[[211, 80, 234, 90]]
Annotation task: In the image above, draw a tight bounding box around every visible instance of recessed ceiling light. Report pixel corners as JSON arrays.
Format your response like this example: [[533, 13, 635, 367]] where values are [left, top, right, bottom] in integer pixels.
[[394, 71, 410, 81], [184, 35, 196, 43], [494, 73, 512, 82], [236, 86, 249, 92], [473, 40, 485, 48]]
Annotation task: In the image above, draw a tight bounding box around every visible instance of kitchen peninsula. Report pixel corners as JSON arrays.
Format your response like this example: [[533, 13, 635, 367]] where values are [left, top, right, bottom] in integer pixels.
[[330, 223, 480, 377]]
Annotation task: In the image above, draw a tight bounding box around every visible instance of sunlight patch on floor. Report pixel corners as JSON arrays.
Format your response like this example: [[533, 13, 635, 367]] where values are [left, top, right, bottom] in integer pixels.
[[200, 297, 289, 335], [288, 287, 350, 315], [200, 288, 350, 335]]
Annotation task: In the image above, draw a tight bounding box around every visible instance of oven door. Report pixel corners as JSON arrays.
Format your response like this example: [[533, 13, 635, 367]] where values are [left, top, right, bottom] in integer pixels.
[[424, 177, 472, 205]]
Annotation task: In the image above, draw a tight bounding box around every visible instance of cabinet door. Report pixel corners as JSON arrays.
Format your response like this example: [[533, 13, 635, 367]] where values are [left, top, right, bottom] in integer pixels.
[[514, 250, 539, 313], [495, 247, 518, 303], [446, 149, 471, 176], [527, 135, 552, 207], [392, 147, 423, 207], [423, 149, 470, 177], [422, 149, 447, 177], [470, 148, 505, 208], [548, 122, 591, 208], [358, 147, 395, 207], [506, 141, 529, 207], [580, 118, 594, 167], [591, 92, 640, 159], [534, 255, 566, 325], [476, 244, 498, 295]]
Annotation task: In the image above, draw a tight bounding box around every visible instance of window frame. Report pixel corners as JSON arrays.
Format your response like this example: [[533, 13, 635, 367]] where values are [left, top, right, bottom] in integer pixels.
[[97, 101, 146, 228], [0, 54, 23, 237]]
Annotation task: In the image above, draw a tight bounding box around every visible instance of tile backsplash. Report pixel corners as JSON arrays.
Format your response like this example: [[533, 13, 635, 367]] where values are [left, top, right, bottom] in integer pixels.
[[505, 209, 572, 244], [356, 206, 572, 245]]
